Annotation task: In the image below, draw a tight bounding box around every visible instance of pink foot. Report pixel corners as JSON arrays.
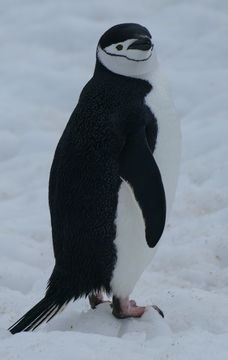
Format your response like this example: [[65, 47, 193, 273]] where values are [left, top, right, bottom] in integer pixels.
[[112, 296, 164, 319], [129, 300, 137, 307], [89, 294, 111, 309], [112, 296, 146, 318]]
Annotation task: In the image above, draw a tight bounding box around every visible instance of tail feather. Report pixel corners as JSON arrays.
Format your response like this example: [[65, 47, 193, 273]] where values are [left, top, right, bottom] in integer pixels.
[[8, 296, 68, 334]]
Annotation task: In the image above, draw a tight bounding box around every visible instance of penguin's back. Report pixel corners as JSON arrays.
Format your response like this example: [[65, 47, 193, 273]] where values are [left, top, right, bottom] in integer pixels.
[[48, 81, 124, 294]]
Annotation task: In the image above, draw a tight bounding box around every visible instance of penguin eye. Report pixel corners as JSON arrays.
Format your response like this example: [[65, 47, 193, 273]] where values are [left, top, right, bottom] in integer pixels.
[[116, 44, 123, 51]]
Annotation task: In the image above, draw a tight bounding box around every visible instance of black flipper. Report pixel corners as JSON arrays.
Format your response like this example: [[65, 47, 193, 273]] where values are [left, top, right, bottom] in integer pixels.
[[119, 127, 166, 248]]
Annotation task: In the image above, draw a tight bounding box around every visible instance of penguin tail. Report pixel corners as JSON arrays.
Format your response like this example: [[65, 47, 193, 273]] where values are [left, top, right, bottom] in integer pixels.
[[8, 293, 69, 334]]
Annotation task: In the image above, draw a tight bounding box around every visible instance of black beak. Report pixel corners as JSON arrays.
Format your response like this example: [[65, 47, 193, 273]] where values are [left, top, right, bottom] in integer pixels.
[[127, 37, 153, 51]]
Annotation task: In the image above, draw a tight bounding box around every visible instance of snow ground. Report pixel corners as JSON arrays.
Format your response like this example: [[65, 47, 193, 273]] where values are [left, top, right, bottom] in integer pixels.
[[0, 0, 228, 359]]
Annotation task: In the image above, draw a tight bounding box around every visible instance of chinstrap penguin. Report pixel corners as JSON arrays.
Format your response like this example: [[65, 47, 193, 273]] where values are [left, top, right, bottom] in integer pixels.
[[9, 23, 181, 333]]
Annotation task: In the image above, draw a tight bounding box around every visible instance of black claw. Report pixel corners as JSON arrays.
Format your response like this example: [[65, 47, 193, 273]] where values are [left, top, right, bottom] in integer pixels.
[[152, 305, 164, 318], [158, 308, 164, 318]]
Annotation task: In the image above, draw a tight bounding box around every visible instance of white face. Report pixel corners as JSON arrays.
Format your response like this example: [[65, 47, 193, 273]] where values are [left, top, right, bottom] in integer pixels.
[[97, 38, 155, 78]]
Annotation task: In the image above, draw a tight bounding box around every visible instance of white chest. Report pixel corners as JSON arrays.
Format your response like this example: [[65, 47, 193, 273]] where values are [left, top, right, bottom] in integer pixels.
[[145, 69, 181, 216], [110, 67, 181, 298]]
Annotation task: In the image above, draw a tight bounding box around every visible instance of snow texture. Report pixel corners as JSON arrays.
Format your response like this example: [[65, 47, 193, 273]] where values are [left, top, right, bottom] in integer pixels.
[[0, 0, 228, 359]]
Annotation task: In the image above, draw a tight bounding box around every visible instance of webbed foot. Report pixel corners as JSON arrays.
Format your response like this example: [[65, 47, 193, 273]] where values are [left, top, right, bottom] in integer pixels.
[[89, 293, 111, 309], [112, 296, 164, 318]]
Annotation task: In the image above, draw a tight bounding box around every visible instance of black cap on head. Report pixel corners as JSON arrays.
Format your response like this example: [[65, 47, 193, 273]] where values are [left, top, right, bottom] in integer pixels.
[[99, 23, 151, 49]]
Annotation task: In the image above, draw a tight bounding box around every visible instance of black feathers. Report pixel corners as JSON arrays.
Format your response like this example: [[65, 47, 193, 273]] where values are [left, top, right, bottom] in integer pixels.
[[9, 294, 68, 334], [48, 61, 154, 297], [119, 128, 166, 248], [99, 23, 151, 49], [9, 24, 166, 333]]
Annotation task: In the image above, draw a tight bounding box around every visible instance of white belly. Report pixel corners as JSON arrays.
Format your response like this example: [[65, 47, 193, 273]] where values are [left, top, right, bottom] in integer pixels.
[[146, 68, 181, 217], [111, 66, 181, 298], [110, 180, 157, 298]]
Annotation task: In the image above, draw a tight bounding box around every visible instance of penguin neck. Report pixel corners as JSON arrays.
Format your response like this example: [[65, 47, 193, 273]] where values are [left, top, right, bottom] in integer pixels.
[[134, 50, 159, 82], [93, 60, 152, 99]]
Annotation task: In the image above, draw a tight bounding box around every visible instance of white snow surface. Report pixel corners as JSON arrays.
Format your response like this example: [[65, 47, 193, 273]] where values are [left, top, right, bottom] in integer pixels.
[[0, 0, 228, 359]]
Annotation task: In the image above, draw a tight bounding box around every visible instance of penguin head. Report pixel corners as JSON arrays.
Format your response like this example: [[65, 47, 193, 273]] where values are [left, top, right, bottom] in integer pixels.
[[97, 23, 155, 78]]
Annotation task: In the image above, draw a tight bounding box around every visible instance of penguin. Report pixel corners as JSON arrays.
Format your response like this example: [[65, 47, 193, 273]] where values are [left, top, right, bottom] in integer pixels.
[[9, 23, 181, 333]]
